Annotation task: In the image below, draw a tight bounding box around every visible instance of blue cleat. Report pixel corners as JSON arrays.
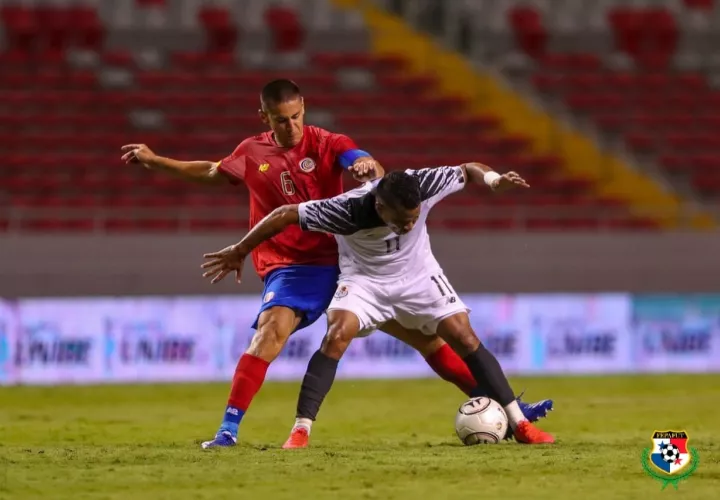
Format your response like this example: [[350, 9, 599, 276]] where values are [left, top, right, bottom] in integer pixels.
[[201, 431, 237, 449], [468, 387, 554, 422], [504, 394, 554, 440], [518, 397, 553, 422]]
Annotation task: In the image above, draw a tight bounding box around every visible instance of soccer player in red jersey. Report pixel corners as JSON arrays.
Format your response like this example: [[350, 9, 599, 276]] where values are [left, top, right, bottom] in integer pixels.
[[121, 80, 551, 448]]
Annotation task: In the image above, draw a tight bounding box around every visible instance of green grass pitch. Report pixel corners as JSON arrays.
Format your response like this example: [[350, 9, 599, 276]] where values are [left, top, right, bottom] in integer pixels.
[[1, 375, 718, 499]]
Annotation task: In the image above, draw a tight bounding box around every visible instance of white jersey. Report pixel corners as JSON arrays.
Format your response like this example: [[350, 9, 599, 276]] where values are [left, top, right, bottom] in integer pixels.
[[297, 166, 466, 281]]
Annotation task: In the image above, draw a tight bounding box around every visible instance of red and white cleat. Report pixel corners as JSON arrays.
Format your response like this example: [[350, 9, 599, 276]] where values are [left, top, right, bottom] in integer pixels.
[[514, 420, 555, 444], [282, 427, 309, 449]]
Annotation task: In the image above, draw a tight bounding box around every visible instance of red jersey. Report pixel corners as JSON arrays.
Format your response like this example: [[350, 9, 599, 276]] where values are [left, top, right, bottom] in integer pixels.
[[217, 125, 358, 279]]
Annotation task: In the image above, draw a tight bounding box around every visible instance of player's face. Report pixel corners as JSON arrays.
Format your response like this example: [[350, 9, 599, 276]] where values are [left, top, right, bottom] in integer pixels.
[[259, 97, 305, 148], [376, 201, 421, 235]]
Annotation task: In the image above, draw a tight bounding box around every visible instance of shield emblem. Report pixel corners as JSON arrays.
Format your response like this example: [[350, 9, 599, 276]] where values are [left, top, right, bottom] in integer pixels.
[[650, 430, 691, 475]]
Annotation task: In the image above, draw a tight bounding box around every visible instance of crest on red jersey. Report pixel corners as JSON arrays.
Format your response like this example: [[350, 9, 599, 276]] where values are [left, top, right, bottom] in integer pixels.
[[299, 158, 316, 173]]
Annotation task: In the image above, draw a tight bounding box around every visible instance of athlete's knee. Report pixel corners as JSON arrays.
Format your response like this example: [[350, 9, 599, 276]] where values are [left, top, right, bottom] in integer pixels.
[[437, 313, 480, 357], [247, 309, 296, 361], [321, 312, 360, 360]]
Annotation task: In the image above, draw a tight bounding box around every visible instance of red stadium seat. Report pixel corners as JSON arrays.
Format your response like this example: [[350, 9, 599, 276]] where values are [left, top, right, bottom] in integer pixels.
[[683, 0, 714, 8], [103, 51, 134, 67], [20, 219, 96, 232], [198, 7, 238, 53], [71, 6, 105, 49], [508, 6, 547, 59], [0, 10, 669, 233], [35, 5, 74, 52], [265, 6, 305, 53], [608, 8, 678, 68], [1, 6, 38, 52], [540, 53, 601, 72]]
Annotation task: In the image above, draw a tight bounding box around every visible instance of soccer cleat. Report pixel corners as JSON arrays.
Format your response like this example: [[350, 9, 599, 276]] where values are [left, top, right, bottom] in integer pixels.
[[282, 427, 309, 449], [517, 397, 553, 422], [513, 420, 555, 444], [201, 431, 237, 449], [502, 396, 553, 440]]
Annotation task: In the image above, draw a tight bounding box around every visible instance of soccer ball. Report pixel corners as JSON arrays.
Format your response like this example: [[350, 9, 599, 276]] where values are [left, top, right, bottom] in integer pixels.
[[455, 397, 508, 445], [661, 443, 680, 463]]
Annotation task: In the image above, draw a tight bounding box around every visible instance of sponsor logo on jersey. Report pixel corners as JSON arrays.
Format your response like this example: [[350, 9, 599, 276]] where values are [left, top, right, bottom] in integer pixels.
[[258, 163, 270, 173], [263, 291, 275, 303], [299, 157, 316, 173], [334, 286, 349, 299]]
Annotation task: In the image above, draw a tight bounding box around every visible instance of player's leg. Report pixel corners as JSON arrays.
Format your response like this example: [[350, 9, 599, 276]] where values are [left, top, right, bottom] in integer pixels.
[[202, 306, 300, 448], [202, 265, 339, 449], [284, 279, 391, 449], [395, 271, 553, 444], [434, 312, 554, 444], [379, 320, 475, 394], [282, 309, 363, 449], [379, 321, 553, 423]]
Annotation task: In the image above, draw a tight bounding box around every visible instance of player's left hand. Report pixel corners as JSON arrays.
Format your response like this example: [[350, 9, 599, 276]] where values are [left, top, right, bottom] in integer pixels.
[[201, 244, 246, 284], [491, 171, 530, 192], [349, 158, 381, 182]]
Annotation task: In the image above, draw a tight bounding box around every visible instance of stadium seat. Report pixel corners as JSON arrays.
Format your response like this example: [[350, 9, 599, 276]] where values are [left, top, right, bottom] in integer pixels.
[[1, 5, 37, 52], [683, 0, 713, 8], [508, 6, 547, 59], [198, 7, 238, 53], [265, 6, 305, 53], [0, 0, 672, 233]]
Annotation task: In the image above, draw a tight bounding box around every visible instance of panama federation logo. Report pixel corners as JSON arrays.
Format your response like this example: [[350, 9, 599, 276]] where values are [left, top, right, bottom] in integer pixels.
[[641, 430, 699, 490], [299, 157, 316, 173], [334, 286, 349, 299]]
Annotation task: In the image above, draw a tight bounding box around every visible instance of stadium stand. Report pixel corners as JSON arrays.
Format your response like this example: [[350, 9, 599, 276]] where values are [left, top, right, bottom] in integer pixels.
[[2, 0, 712, 232], [379, 0, 718, 224]]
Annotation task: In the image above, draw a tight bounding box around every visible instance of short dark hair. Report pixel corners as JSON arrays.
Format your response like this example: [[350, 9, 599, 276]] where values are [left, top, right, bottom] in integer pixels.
[[376, 171, 421, 210], [261, 79, 301, 107]]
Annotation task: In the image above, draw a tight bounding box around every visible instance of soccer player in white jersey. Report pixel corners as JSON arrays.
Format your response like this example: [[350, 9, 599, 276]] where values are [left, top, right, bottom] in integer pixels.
[[202, 163, 555, 446]]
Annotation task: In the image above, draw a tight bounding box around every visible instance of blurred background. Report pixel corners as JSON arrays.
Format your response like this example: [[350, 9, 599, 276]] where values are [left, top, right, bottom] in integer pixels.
[[1, 0, 719, 385]]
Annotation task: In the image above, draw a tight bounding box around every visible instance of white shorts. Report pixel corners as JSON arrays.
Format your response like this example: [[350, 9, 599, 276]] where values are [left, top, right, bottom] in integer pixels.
[[327, 270, 469, 337]]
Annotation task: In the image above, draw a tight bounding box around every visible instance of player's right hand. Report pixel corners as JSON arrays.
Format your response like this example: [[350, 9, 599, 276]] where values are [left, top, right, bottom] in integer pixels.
[[201, 244, 246, 284], [121, 144, 157, 169]]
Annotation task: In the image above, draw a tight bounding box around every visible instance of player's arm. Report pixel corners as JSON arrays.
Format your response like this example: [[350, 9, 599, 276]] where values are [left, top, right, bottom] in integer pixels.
[[340, 151, 385, 182], [460, 162, 529, 192], [201, 204, 299, 284], [331, 133, 384, 181], [414, 163, 529, 206], [120, 144, 233, 184], [201, 196, 355, 284], [233, 204, 301, 258]]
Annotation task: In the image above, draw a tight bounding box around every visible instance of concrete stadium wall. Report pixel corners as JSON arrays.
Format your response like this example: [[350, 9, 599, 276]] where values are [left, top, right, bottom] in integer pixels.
[[1, 232, 718, 297]]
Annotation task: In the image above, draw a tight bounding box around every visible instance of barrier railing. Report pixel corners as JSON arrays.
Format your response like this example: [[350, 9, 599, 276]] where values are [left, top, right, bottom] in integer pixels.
[[0, 203, 712, 232]]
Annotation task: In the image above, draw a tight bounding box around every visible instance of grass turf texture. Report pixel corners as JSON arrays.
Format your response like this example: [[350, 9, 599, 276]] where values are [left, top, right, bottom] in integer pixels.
[[0, 375, 718, 499]]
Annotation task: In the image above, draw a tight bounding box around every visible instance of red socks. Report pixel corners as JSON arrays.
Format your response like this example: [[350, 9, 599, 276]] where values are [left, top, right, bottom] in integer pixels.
[[227, 354, 270, 411], [425, 343, 476, 395]]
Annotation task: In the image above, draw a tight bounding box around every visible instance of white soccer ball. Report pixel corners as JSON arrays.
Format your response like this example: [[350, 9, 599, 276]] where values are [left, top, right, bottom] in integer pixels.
[[455, 397, 509, 445]]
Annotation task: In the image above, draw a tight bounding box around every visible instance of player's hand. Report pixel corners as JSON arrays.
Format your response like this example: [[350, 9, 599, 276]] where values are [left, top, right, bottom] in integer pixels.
[[121, 144, 158, 169], [201, 244, 246, 284], [349, 158, 381, 182], [491, 171, 530, 192]]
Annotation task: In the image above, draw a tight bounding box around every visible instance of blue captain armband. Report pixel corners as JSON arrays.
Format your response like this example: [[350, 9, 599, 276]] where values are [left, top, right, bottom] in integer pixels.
[[337, 149, 372, 169]]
